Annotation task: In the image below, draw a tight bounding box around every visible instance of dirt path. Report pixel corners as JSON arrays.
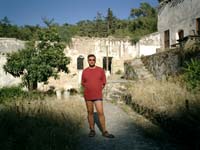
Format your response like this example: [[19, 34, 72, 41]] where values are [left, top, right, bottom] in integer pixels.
[[78, 100, 178, 150]]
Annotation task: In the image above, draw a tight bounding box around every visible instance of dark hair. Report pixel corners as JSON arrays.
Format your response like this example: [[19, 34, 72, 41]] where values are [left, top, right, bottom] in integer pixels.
[[87, 54, 96, 59]]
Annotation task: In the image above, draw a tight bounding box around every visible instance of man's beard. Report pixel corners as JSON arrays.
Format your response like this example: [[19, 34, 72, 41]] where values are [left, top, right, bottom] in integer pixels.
[[89, 64, 95, 67]]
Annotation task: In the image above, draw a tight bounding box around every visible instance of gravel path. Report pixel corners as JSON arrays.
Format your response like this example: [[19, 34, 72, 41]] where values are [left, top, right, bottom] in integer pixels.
[[78, 100, 177, 150]]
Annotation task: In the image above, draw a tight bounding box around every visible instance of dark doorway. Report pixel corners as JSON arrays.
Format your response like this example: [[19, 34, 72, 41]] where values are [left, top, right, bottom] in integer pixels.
[[196, 18, 200, 35], [77, 55, 84, 70], [164, 30, 170, 48], [103, 57, 112, 73], [178, 30, 184, 40]]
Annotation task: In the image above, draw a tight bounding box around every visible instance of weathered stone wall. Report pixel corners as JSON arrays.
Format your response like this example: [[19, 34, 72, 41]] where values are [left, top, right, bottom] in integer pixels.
[[0, 38, 25, 88], [65, 36, 138, 74], [158, 0, 200, 50], [141, 49, 182, 79], [0, 36, 160, 89], [0, 38, 25, 53], [65, 35, 160, 74], [0, 53, 21, 88], [58, 36, 139, 90], [137, 32, 161, 57], [124, 49, 182, 80]]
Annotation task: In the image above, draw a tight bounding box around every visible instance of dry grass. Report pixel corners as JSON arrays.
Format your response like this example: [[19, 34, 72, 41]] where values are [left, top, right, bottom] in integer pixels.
[[126, 78, 200, 115], [125, 78, 200, 148], [183, 39, 200, 53], [120, 102, 170, 141], [0, 96, 86, 150]]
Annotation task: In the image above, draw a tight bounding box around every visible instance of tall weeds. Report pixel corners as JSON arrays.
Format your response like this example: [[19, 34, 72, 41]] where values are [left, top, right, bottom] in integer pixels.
[[126, 78, 200, 148], [0, 97, 85, 150], [126, 78, 199, 114]]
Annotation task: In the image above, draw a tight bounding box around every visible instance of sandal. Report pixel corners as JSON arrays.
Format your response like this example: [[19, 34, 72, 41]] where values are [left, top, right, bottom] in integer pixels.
[[102, 131, 115, 138], [88, 130, 96, 137]]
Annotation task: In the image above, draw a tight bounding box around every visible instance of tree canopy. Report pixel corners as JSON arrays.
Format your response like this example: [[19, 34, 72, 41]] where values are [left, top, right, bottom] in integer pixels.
[[3, 26, 70, 90]]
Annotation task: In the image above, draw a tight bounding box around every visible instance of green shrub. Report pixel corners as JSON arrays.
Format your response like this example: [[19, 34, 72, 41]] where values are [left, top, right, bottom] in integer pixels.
[[183, 58, 200, 90], [115, 69, 123, 75], [0, 87, 26, 103], [183, 39, 200, 54], [0, 86, 52, 103], [79, 85, 84, 96]]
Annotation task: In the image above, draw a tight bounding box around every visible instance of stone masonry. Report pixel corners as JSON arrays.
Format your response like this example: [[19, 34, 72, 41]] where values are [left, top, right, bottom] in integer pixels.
[[158, 0, 200, 50], [0, 35, 160, 90]]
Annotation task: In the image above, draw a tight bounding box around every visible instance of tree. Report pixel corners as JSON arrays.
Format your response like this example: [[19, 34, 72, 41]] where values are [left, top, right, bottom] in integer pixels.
[[4, 26, 70, 90], [0, 16, 17, 38], [94, 12, 107, 37], [129, 2, 157, 43], [42, 17, 56, 27], [105, 8, 117, 35], [158, 0, 164, 3], [76, 20, 96, 37], [130, 2, 156, 18], [0, 16, 11, 25]]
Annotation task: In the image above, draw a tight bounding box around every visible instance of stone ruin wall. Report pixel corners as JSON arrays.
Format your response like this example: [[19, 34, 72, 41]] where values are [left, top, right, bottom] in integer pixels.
[[0, 35, 160, 90], [0, 38, 25, 53], [0, 53, 22, 88], [158, 0, 200, 50], [0, 38, 25, 88], [65, 36, 138, 73], [137, 32, 161, 56], [141, 49, 182, 80], [47, 36, 138, 91]]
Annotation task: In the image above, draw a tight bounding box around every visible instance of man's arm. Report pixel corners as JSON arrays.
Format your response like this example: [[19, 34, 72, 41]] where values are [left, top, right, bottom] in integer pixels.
[[102, 69, 106, 88], [81, 70, 86, 87]]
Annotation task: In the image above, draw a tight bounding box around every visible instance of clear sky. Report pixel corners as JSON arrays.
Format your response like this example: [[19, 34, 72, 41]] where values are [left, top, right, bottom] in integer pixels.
[[0, 0, 158, 26]]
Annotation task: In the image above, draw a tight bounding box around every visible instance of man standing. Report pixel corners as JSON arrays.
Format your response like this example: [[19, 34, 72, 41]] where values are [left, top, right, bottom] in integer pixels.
[[81, 54, 114, 138]]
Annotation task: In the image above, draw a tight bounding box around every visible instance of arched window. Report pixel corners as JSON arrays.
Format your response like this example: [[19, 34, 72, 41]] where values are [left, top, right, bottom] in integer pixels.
[[77, 55, 84, 70]]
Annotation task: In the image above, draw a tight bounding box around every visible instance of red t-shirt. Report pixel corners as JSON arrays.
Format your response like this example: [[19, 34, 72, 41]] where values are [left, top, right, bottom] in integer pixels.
[[81, 66, 106, 100]]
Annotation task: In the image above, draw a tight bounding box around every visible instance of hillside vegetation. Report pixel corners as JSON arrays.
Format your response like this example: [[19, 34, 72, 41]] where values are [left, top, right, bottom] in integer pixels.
[[0, 2, 157, 44]]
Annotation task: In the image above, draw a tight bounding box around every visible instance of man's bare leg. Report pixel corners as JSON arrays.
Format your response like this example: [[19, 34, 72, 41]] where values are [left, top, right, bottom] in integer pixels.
[[94, 101, 106, 132], [85, 100, 95, 130], [94, 100, 115, 138]]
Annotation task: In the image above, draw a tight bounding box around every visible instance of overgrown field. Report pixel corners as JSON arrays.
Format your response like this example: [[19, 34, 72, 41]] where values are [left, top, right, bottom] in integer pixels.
[[0, 87, 85, 150], [124, 77, 200, 149]]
